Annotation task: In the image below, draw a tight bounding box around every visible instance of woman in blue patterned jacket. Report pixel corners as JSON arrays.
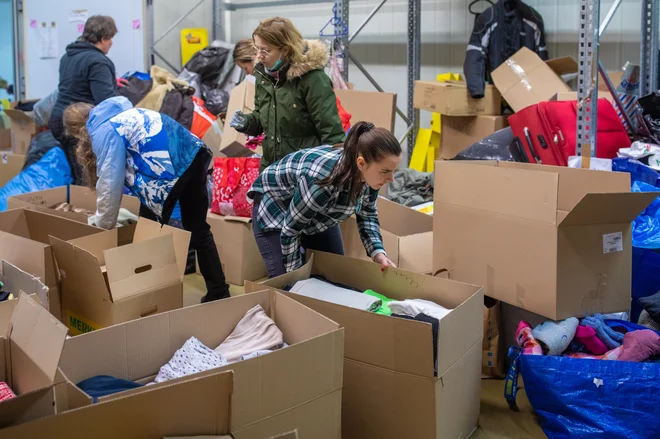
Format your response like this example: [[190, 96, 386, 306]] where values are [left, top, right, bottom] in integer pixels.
[[248, 121, 402, 277], [63, 96, 230, 303]]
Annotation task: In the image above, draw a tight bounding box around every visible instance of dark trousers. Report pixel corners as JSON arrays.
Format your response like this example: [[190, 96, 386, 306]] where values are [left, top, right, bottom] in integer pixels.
[[251, 195, 345, 278], [140, 148, 229, 299], [48, 116, 84, 185]]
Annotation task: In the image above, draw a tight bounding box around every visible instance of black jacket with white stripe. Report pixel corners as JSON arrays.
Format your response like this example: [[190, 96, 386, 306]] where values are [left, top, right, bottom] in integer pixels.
[[464, 0, 547, 99]]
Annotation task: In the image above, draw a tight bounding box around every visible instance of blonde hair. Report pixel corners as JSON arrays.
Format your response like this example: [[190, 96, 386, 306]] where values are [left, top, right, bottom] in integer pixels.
[[233, 39, 256, 63], [63, 102, 97, 189], [252, 17, 304, 65]]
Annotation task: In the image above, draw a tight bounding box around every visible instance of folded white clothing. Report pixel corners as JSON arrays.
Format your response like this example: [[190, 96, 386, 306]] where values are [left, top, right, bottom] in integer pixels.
[[389, 299, 452, 321], [241, 343, 289, 361], [154, 337, 228, 384], [215, 305, 284, 363], [290, 278, 381, 312]]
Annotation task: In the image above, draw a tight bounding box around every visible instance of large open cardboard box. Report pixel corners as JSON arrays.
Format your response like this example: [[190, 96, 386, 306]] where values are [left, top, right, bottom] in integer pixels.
[[0, 152, 24, 187], [340, 197, 433, 273], [8, 185, 141, 245], [0, 260, 50, 321], [0, 209, 111, 321], [220, 79, 259, 157], [334, 89, 397, 131], [246, 251, 484, 439], [433, 161, 659, 320], [49, 218, 191, 335], [436, 115, 509, 160], [1, 370, 234, 438], [56, 290, 344, 438], [3, 109, 37, 155], [414, 80, 501, 116], [491, 47, 578, 112], [205, 211, 266, 285]]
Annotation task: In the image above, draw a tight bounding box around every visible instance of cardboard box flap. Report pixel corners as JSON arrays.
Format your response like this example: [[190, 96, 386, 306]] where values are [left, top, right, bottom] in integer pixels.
[[491, 47, 542, 92], [223, 215, 252, 225], [335, 89, 397, 131], [546, 56, 578, 76], [559, 192, 660, 226], [105, 234, 181, 301], [7, 293, 68, 393], [133, 218, 191, 278], [1, 260, 49, 312], [3, 109, 35, 125]]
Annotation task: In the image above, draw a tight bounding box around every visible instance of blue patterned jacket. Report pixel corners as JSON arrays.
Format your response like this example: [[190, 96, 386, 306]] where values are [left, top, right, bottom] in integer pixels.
[[87, 96, 204, 229]]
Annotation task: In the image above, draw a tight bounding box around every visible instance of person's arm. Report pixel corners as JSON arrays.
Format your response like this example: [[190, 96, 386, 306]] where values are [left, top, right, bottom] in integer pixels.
[[355, 188, 386, 259], [303, 70, 345, 145], [281, 176, 333, 272], [89, 62, 117, 104], [91, 130, 126, 229]]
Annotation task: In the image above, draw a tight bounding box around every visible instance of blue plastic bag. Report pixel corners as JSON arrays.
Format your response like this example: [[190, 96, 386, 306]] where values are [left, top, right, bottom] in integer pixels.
[[0, 147, 72, 211], [632, 247, 660, 322], [632, 180, 660, 248], [506, 348, 660, 439], [612, 157, 660, 188]]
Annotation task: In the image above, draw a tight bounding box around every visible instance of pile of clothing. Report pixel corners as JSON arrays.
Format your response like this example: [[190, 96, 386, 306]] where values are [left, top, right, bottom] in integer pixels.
[[287, 277, 452, 374], [517, 314, 660, 363], [638, 290, 660, 332], [76, 304, 286, 402], [0, 382, 15, 402], [50, 202, 138, 228], [386, 168, 434, 207]]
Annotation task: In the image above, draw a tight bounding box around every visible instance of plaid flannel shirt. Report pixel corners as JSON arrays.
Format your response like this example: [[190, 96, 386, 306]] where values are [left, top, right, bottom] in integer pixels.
[[249, 146, 385, 272]]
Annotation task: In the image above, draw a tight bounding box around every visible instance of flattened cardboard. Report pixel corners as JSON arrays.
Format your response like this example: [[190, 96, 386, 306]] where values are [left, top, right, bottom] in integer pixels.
[[57, 290, 343, 435], [0, 152, 24, 187], [7, 186, 141, 246], [413, 81, 501, 116], [437, 115, 509, 160], [3, 109, 37, 155], [220, 80, 261, 157], [334, 89, 397, 131], [491, 48, 578, 112], [0, 209, 109, 321], [1, 370, 234, 439], [340, 197, 433, 273], [434, 161, 656, 319], [206, 212, 267, 285]]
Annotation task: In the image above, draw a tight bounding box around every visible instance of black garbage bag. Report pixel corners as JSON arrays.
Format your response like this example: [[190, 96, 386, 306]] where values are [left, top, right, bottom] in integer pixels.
[[202, 85, 229, 116], [22, 130, 61, 170], [183, 46, 230, 88], [452, 127, 519, 161]]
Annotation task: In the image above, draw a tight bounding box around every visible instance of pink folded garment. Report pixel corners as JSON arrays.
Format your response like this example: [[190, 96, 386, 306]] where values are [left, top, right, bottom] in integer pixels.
[[516, 321, 543, 356], [564, 346, 623, 361], [619, 329, 660, 362], [574, 324, 608, 355]]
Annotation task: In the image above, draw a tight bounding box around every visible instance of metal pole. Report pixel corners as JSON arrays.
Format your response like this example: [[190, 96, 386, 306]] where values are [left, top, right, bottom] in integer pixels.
[[154, 0, 207, 46], [407, 0, 421, 163], [337, 0, 349, 81], [598, 0, 622, 36], [228, 0, 329, 10], [146, 0, 155, 68], [576, 0, 601, 163], [349, 0, 387, 44], [153, 48, 180, 73], [212, 0, 217, 41], [213, 0, 225, 42], [398, 124, 414, 145], [347, 52, 410, 124], [12, 0, 24, 99], [640, 0, 659, 96]]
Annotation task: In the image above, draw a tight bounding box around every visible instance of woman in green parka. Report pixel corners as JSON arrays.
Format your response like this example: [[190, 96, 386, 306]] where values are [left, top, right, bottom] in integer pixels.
[[230, 17, 345, 171]]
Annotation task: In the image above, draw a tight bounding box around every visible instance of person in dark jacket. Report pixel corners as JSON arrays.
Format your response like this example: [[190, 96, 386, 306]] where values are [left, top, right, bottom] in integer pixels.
[[229, 17, 345, 172], [464, 0, 547, 99], [49, 15, 121, 184]]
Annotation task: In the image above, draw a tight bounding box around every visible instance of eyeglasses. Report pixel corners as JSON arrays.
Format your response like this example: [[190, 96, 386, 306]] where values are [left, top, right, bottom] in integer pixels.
[[254, 46, 272, 56]]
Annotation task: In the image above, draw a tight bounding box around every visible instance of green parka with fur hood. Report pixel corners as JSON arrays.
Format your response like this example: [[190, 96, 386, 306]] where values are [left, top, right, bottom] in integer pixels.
[[240, 40, 345, 171]]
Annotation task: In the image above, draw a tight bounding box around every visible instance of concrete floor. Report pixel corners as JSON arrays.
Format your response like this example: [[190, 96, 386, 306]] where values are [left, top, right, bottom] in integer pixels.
[[183, 274, 546, 439]]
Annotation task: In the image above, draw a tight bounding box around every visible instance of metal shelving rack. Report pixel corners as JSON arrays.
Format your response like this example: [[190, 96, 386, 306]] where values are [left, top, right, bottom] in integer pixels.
[[576, 0, 659, 163], [146, 0, 422, 159]]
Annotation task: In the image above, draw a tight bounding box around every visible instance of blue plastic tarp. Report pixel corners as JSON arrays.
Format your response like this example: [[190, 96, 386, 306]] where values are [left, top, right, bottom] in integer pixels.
[[0, 147, 72, 211], [632, 180, 660, 249]]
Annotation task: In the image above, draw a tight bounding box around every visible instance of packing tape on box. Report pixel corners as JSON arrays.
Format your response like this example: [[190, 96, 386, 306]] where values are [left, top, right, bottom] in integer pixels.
[[505, 59, 532, 91]]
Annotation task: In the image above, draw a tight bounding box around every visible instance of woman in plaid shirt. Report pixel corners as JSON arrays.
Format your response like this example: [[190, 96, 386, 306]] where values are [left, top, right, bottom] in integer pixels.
[[248, 121, 402, 276]]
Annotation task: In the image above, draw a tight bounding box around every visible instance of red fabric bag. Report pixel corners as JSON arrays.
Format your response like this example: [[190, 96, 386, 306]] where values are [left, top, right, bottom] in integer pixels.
[[508, 99, 629, 166], [211, 157, 260, 217], [191, 96, 216, 139]]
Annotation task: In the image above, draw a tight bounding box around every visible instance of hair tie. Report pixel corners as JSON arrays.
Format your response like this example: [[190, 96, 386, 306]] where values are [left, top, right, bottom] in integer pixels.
[[366, 122, 374, 130]]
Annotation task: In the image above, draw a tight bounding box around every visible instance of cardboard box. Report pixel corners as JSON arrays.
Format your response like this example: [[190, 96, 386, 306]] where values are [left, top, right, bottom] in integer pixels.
[[57, 290, 344, 438], [1, 370, 234, 438], [334, 89, 397, 131], [437, 115, 509, 160], [3, 109, 37, 155], [0, 260, 50, 320], [49, 218, 191, 335], [221, 79, 260, 157], [0, 294, 68, 410], [433, 161, 659, 320], [206, 212, 266, 285], [8, 186, 141, 246], [0, 129, 11, 151], [340, 197, 433, 273], [0, 152, 24, 187], [413, 80, 501, 116], [246, 251, 484, 439], [599, 70, 624, 91], [0, 208, 110, 321], [491, 47, 578, 112], [202, 120, 225, 158], [552, 91, 614, 105]]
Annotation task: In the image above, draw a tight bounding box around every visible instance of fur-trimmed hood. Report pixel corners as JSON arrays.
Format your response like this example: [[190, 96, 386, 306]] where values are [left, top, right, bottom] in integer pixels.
[[287, 40, 329, 80]]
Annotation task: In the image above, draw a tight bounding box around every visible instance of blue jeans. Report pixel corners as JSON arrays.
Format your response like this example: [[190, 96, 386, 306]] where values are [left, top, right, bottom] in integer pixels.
[[252, 195, 344, 278]]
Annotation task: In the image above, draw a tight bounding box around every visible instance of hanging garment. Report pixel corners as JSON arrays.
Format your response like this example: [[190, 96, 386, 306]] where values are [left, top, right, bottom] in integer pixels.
[[214, 305, 284, 363], [134, 66, 195, 130], [464, 0, 548, 98], [289, 278, 382, 312], [154, 337, 228, 384]]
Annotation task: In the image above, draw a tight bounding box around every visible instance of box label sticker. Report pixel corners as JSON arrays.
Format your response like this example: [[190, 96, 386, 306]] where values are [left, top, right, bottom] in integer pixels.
[[603, 232, 623, 254], [66, 310, 100, 335]]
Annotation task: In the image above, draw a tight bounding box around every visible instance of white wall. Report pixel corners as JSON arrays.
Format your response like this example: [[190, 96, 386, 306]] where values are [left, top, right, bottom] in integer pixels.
[[0, 0, 14, 101], [153, 0, 647, 137]]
